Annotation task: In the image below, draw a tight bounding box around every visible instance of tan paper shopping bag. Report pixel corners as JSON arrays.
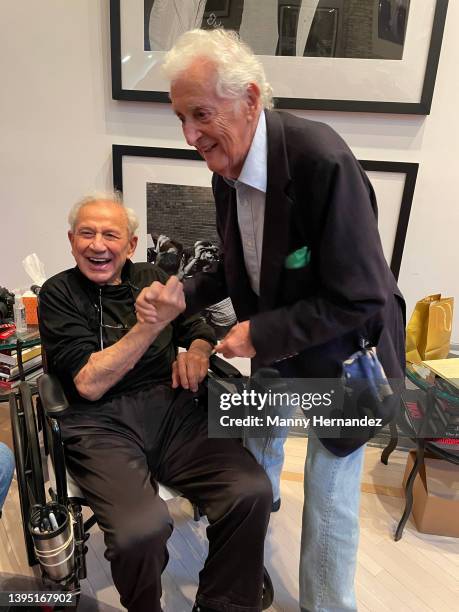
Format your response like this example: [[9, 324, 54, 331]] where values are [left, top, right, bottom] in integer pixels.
[[406, 294, 454, 363], [406, 293, 454, 363]]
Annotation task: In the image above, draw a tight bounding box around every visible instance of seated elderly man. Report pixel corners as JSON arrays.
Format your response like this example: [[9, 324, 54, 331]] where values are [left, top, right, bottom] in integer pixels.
[[38, 194, 272, 612]]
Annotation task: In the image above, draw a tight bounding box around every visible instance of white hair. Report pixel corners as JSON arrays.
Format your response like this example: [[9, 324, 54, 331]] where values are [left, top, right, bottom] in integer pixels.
[[162, 28, 274, 110], [68, 192, 139, 237]]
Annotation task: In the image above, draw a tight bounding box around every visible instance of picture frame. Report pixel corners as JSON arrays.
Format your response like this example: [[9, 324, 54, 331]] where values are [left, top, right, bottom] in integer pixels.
[[112, 144, 418, 279], [110, 0, 447, 114]]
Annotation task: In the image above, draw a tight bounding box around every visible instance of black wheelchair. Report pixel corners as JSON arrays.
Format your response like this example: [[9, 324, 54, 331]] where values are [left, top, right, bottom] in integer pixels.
[[9, 355, 274, 610]]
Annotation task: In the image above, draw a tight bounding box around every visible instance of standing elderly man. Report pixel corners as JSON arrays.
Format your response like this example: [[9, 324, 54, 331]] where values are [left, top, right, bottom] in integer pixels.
[[38, 194, 272, 612], [160, 29, 405, 612]]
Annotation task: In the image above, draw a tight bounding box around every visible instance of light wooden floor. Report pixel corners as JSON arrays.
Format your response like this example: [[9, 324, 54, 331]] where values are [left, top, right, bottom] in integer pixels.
[[1, 432, 458, 611]]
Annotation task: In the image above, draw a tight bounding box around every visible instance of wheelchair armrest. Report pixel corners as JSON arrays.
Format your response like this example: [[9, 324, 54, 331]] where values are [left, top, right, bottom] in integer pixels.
[[209, 354, 243, 379], [38, 374, 70, 417]]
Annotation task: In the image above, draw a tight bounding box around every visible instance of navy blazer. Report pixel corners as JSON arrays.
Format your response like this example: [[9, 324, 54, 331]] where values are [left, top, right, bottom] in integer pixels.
[[185, 110, 405, 382]]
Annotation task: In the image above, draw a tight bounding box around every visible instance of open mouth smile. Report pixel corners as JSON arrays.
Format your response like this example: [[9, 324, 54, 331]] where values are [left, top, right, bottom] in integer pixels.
[[87, 257, 112, 267]]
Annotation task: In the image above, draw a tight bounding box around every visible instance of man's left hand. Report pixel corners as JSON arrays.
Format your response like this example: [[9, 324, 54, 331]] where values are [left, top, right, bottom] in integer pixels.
[[215, 321, 256, 359], [172, 341, 212, 392]]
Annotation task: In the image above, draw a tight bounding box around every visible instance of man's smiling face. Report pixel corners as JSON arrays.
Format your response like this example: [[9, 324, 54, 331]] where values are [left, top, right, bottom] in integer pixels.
[[68, 201, 138, 285], [170, 59, 260, 179]]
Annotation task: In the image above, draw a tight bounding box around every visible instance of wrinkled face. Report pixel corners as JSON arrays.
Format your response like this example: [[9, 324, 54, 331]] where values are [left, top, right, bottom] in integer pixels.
[[170, 59, 261, 179], [68, 201, 138, 285]]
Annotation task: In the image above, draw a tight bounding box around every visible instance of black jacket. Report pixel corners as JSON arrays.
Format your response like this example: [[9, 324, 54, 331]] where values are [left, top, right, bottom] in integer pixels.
[[185, 111, 406, 454], [186, 111, 405, 376], [39, 260, 215, 408]]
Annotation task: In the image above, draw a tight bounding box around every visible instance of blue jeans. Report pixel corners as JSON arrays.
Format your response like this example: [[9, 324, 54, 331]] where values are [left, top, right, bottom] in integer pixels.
[[247, 417, 364, 611], [0, 442, 14, 511], [300, 432, 365, 612], [245, 399, 297, 502], [245, 435, 286, 503]]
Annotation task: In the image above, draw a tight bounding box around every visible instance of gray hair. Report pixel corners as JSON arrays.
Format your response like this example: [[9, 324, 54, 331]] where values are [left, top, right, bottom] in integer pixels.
[[68, 191, 139, 237], [162, 28, 274, 110]]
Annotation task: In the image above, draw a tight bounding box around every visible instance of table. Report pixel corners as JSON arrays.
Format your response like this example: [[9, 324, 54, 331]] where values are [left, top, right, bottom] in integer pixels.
[[0, 326, 41, 401], [382, 362, 459, 540]]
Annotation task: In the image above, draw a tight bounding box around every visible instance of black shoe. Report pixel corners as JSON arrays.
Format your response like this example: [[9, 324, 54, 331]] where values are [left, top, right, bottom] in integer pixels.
[[271, 498, 281, 512]]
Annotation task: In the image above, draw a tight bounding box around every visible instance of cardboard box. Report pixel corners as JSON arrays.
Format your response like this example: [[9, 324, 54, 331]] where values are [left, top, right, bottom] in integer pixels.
[[403, 450, 459, 537]]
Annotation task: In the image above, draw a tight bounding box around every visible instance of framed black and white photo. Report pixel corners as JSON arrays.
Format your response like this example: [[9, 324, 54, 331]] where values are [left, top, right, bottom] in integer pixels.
[[112, 144, 239, 338], [112, 144, 418, 279], [110, 0, 448, 114]]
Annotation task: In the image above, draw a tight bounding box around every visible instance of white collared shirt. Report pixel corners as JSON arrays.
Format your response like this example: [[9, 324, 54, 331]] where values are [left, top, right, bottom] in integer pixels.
[[226, 111, 267, 296]]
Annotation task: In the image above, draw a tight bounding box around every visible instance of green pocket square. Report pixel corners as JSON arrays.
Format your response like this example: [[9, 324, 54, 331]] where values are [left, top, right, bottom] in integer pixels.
[[285, 246, 310, 269]]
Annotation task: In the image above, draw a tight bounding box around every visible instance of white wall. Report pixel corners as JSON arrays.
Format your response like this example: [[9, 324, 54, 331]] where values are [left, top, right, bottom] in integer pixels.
[[1, 0, 457, 341]]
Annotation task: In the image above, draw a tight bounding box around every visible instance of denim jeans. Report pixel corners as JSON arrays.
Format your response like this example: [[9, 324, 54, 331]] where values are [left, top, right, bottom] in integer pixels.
[[246, 407, 364, 611], [300, 432, 365, 612], [244, 400, 297, 502], [0, 442, 14, 511], [245, 436, 286, 502]]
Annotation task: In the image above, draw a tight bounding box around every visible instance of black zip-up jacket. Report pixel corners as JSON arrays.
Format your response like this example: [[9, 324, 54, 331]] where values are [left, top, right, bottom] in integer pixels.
[[39, 260, 216, 409]]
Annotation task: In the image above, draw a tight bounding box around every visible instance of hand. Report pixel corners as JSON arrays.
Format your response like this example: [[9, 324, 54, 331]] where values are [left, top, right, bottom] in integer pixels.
[[215, 321, 256, 359], [135, 276, 185, 326], [135, 284, 160, 324], [172, 342, 211, 392]]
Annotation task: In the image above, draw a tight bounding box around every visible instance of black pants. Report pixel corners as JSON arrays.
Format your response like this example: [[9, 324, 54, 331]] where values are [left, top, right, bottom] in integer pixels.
[[60, 385, 272, 612]]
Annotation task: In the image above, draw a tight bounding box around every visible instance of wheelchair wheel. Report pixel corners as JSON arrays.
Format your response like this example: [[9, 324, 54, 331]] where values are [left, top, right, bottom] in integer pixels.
[[20, 383, 46, 505], [9, 392, 36, 566], [9, 384, 46, 567], [262, 566, 274, 610]]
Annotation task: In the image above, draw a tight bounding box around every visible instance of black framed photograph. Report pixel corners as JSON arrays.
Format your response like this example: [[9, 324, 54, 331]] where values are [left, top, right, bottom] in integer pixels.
[[112, 144, 239, 337], [112, 144, 418, 280], [111, 0, 448, 114]]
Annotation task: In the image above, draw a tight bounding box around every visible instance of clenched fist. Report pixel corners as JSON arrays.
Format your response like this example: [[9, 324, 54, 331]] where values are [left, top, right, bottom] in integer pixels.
[[135, 276, 185, 326]]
